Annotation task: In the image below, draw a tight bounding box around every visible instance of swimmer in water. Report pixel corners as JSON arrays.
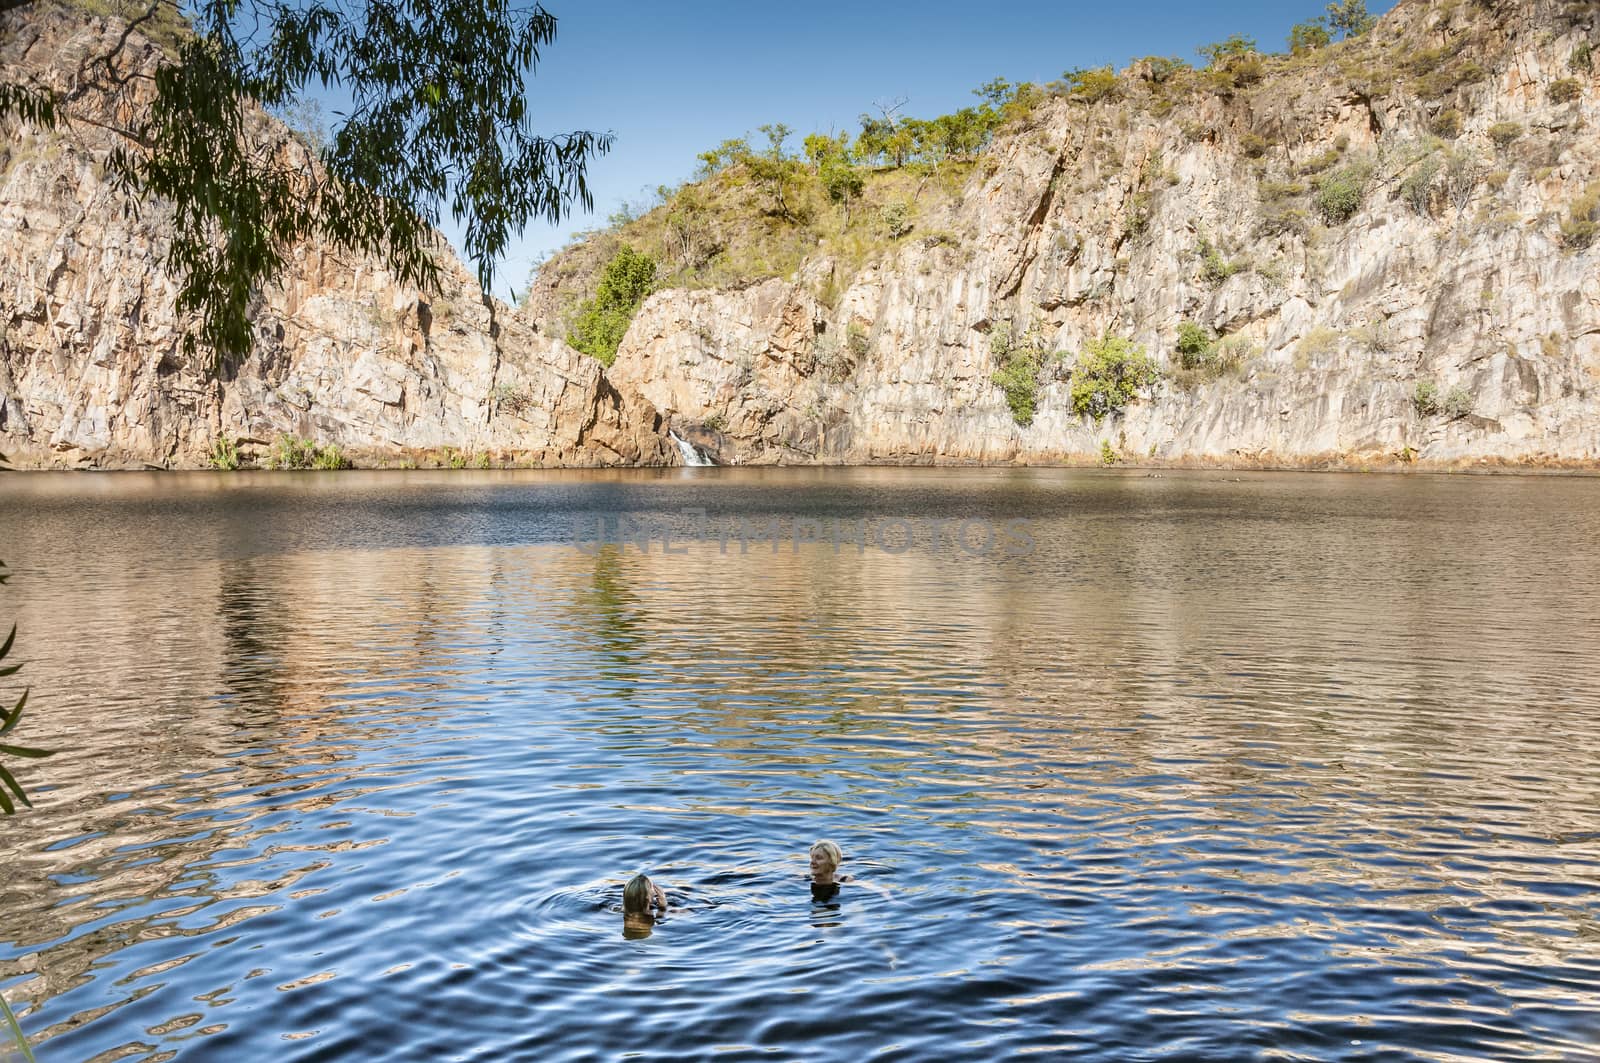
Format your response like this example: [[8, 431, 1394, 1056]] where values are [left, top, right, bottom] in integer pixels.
[[624, 873, 668, 913], [808, 840, 851, 886], [622, 873, 668, 939], [808, 839, 892, 901]]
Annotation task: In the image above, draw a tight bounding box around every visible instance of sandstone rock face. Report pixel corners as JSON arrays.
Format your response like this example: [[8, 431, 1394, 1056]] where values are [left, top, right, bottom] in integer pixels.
[[0, 5, 670, 469], [6, 0, 1600, 472], [589, 0, 1600, 468]]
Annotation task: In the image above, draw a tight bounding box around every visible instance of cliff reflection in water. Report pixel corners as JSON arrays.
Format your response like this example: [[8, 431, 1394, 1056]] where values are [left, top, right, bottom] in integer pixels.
[[0, 469, 1597, 1059]]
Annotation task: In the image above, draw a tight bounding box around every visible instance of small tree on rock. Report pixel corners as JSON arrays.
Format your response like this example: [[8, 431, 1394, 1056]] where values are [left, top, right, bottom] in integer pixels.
[[1326, 0, 1377, 39]]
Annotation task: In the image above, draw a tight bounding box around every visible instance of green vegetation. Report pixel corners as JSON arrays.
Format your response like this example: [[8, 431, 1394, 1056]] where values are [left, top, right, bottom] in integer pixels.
[[1171, 322, 1253, 385], [1289, 19, 1332, 56], [1070, 336, 1162, 420], [491, 382, 535, 416], [1325, 0, 1377, 39], [1198, 237, 1245, 285], [1548, 79, 1583, 105], [268, 435, 351, 470], [1413, 380, 1473, 418], [1295, 327, 1341, 367], [1175, 322, 1216, 369], [0, 549, 50, 1063], [1257, 179, 1311, 235], [990, 324, 1063, 426], [1401, 154, 1444, 214], [1315, 157, 1375, 223], [880, 202, 914, 239], [208, 436, 243, 470], [1298, 148, 1343, 176], [1574, 43, 1594, 74], [1198, 34, 1258, 68], [1063, 66, 1120, 103], [6, 1, 609, 372], [1429, 109, 1463, 139], [1561, 182, 1600, 249], [569, 246, 657, 366], [1198, 35, 1264, 90], [1488, 122, 1524, 151], [0, 557, 53, 818], [1100, 439, 1119, 465]]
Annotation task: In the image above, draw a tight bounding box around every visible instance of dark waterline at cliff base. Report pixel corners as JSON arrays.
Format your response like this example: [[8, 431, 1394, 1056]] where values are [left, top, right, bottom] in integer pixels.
[[2, 468, 1599, 1060]]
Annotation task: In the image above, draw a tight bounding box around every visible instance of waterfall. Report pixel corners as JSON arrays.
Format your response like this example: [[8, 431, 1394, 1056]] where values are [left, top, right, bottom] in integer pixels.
[[668, 430, 714, 467]]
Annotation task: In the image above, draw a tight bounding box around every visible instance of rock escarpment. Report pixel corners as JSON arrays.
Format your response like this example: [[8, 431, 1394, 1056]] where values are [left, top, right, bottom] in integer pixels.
[[0, 5, 670, 469], [544, 0, 1600, 468], [4, 0, 1600, 471]]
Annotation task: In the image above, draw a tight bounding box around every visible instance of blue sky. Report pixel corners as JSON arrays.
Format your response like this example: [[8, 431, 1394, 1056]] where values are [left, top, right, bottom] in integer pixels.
[[448, 0, 1400, 299]]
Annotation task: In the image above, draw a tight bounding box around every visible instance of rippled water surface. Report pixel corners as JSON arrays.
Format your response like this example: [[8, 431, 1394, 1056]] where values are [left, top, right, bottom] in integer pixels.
[[2, 467, 1600, 1061]]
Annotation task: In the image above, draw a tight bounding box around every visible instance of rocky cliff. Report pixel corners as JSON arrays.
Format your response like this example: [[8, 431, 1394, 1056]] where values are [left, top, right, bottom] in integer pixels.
[[537, 0, 1600, 469], [4, 0, 1600, 471], [0, 4, 670, 469]]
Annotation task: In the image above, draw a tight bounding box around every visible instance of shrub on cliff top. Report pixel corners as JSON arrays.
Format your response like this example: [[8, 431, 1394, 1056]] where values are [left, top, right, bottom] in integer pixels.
[[1062, 66, 1120, 103], [570, 245, 657, 367], [1070, 336, 1162, 421], [1289, 19, 1332, 56]]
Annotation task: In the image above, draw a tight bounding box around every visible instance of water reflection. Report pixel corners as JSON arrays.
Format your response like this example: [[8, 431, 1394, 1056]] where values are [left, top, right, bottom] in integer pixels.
[[0, 469, 1598, 1059]]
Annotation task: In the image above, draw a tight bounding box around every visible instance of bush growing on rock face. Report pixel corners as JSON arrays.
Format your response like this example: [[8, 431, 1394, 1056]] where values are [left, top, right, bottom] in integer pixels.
[[1488, 122, 1524, 152], [990, 323, 1063, 427], [1070, 336, 1162, 421], [1315, 157, 1374, 223], [1401, 154, 1444, 214], [1429, 109, 1464, 140], [1561, 182, 1600, 249], [1413, 380, 1474, 418], [570, 245, 657, 367], [880, 202, 914, 239], [1298, 148, 1342, 176], [1197, 237, 1244, 285], [208, 437, 243, 470], [1412, 379, 1441, 415], [1548, 79, 1583, 104], [1175, 322, 1216, 369]]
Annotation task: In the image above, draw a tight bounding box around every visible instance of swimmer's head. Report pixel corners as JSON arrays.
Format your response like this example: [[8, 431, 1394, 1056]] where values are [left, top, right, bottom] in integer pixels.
[[623, 874, 658, 914], [809, 840, 843, 879]]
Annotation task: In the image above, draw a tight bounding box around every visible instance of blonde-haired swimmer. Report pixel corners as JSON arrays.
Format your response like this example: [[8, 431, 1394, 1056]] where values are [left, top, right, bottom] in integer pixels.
[[623, 873, 668, 914], [808, 840, 849, 885], [808, 840, 894, 901]]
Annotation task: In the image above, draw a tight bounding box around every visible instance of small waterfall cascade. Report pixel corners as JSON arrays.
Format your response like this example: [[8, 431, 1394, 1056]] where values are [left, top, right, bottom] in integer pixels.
[[668, 430, 714, 467]]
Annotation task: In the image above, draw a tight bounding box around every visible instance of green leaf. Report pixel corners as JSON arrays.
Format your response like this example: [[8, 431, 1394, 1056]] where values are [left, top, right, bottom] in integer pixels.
[[0, 688, 28, 736], [0, 745, 52, 760]]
